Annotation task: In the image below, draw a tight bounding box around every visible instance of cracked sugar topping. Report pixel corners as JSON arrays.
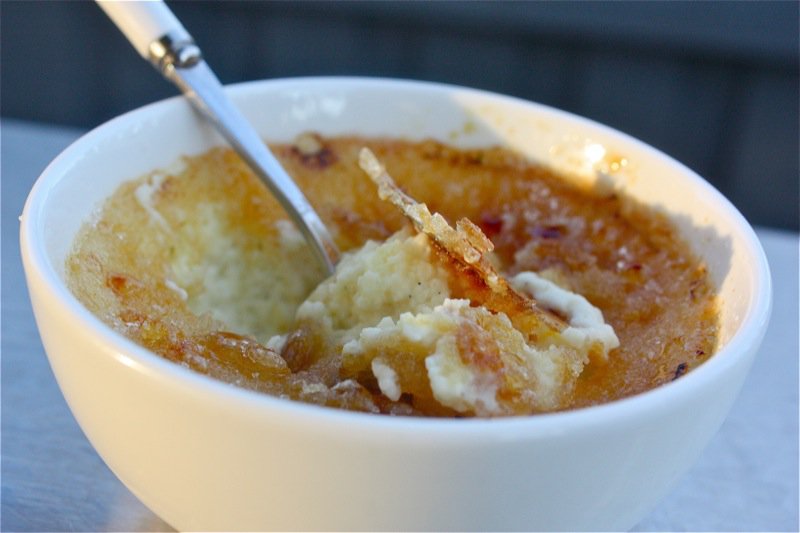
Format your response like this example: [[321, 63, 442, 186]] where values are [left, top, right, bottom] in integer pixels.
[[66, 134, 718, 416]]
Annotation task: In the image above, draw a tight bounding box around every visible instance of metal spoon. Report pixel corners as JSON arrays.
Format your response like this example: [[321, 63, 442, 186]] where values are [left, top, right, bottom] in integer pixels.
[[96, 0, 340, 275]]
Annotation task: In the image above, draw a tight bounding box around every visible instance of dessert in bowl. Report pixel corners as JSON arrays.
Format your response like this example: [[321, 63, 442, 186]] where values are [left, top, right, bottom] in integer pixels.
[[21, 77, 770, 530]]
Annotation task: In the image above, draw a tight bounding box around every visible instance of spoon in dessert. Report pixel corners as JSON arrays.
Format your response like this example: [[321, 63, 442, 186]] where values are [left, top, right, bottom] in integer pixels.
[[96, 0, 340, 275]]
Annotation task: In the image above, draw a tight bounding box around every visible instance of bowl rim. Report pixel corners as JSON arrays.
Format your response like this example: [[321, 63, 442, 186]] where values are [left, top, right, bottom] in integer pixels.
[[20, 75, 773, 440]]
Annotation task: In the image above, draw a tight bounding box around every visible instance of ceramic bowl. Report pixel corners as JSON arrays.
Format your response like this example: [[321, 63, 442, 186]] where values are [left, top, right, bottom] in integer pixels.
[[21, 77, 771, 531]]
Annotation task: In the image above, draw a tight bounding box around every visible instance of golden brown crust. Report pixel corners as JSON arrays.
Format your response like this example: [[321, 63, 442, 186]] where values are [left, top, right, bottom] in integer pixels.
[[65, 135, 719, 415], [358, 147, 567, 343]]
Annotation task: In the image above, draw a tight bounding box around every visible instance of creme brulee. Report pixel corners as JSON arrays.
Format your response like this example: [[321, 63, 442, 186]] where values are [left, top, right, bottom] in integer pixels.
[[65, 134, 719, 416]]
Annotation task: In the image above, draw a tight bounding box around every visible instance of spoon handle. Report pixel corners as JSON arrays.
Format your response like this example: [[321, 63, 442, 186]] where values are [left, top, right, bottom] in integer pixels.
[[96, 0, 189, 59], [96, 0, 340, 275]]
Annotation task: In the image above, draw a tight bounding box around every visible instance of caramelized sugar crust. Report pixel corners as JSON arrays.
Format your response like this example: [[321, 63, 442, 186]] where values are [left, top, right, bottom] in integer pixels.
[[358, 147, 567, 343], [66, 135, 718, 415]]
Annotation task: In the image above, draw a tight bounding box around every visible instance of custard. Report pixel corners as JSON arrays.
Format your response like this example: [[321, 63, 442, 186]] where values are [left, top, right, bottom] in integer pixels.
[[66, 135, 718, 416]]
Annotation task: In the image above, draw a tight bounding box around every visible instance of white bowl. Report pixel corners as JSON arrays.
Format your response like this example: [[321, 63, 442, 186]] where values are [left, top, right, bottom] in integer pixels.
[[21, 77, 771, 531]]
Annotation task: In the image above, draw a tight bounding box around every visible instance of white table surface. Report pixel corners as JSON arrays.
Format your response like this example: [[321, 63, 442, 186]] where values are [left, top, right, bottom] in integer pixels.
[[2, 118, 797, 532]]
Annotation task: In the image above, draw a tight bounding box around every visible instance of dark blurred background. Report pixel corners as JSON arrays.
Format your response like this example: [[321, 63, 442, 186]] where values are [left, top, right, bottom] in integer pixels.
[[2, 0, 798, 229]]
